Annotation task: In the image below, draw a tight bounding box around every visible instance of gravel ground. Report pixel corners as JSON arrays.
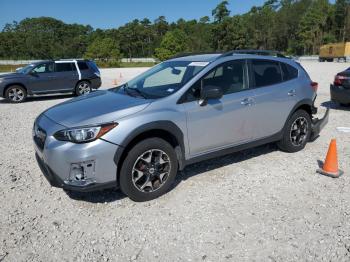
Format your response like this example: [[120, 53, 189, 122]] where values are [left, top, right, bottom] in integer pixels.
[[0, 61, 350, 262]]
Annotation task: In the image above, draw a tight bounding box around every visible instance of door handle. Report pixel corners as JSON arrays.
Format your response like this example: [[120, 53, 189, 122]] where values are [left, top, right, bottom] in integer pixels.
[[288, 89, 296, 96], [241, 97, 254, 106]]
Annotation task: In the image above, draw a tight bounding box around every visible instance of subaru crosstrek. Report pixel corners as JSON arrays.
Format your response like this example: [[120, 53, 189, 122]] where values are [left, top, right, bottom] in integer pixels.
[[0, 59, 101, 103], [33, 51, 329, 201]]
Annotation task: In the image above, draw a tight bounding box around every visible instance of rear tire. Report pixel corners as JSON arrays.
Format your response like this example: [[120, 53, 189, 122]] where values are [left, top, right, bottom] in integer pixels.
[[75, 81, 91, 96], [119, 138, 178, 202], [5, 85, 27, 103], [277, 110, 312, 153]]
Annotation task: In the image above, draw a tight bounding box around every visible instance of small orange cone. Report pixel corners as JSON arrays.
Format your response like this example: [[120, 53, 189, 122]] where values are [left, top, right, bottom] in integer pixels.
[[317, 139, 343, 178], [112, 79, 118, 86]]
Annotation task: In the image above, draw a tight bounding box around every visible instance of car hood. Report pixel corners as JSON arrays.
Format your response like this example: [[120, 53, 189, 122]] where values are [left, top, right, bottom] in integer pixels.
[[43, 90, 151, 127], [0, 73, 25, 79]]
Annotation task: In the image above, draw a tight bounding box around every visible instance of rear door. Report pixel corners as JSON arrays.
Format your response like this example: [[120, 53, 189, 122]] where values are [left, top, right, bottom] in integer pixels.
[[182, 59, 257, 156], [53, 62, 79, 91], [248, 59, 298, 140]]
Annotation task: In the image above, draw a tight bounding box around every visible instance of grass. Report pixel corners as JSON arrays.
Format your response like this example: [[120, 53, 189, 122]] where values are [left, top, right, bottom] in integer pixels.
[[96, 61, 157, 68], [0, 64, 24, 73], [0, 62, 156, 72]]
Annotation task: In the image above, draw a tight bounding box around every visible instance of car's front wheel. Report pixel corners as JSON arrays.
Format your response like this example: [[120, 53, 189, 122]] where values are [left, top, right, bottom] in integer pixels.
[[5, 85, 27, 103], [119, 138, 178, 202], [277, 109, 312, 153], [75, 81, 91, 96]]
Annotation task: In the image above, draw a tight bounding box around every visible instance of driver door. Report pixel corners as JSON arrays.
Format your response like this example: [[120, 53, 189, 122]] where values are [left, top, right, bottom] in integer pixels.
[[27, 62, 59, 94], [181, 60, 257, 156]]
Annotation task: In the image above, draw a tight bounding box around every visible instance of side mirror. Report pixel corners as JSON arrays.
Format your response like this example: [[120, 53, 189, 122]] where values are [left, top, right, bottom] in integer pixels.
[[199, 85, 223, 106], [29, 71, 38, 76]]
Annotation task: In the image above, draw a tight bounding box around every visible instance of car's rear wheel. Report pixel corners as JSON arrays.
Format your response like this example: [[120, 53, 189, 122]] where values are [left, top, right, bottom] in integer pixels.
[[277, 109, 312, 153], [119, 138, 178, 202], [75, 81, 91, 96], [5, 85, 27, 103]]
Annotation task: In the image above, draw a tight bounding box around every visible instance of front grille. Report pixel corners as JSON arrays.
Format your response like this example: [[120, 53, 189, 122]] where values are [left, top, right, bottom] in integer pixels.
[[33, 124, 47, 150]]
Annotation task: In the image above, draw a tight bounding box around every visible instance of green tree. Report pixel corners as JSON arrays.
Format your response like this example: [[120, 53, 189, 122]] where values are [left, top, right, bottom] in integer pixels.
[[155, 29, 188, 61], [298, 0, 332, 54], [212, 1, 230, 23], [85, 37, 120, 60]]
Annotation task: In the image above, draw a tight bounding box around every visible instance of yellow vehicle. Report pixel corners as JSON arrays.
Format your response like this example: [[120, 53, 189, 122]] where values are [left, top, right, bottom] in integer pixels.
[[319, 42, 350, 62]]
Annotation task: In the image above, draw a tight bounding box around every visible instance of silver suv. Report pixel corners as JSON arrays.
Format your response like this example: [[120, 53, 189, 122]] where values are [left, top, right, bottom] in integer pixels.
[[33, 51, 329, 201]]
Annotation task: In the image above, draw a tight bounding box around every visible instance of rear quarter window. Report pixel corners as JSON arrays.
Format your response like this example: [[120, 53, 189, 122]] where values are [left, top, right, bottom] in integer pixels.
[[281, 62, 298, 81], [78, 61, 89, 70]]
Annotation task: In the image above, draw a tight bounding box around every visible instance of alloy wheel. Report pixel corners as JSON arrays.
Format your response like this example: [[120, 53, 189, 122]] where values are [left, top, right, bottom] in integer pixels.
[[8, 88, 25, 102], [132, 149, 171, 193], [78, 82, 91, 95], [290, 116, 309, 146]]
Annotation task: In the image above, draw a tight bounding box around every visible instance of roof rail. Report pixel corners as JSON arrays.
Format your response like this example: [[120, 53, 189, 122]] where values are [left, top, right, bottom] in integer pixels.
[[171, 52, 222, 59], [57, 58, 85, 61], [217, 49, 287, 59]]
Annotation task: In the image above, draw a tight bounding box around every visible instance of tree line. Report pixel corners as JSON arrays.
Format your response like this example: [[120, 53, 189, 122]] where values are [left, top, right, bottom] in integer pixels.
[[0, 0, 349, 62]]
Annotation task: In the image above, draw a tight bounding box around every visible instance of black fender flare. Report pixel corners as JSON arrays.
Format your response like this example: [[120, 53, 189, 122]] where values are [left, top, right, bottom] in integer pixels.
[[113, 121, 186, 176], [279, 98, 315, 137]]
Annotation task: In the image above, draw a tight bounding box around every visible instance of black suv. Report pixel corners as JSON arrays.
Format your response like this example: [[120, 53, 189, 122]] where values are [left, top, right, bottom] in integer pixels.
[[0, 59, 101, 103]]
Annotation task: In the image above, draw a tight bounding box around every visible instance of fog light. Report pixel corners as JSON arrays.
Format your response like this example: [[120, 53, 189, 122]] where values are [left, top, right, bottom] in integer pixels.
[[65, 160, 96, 187], [71, 166, 85, 180]]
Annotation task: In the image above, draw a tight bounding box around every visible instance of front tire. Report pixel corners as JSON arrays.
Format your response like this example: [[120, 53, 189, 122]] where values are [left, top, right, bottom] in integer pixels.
[[75, 81, 91, 96], [277, 110, 312, 153], [119, 138, 178, 202], [5, 85, 27, 103]]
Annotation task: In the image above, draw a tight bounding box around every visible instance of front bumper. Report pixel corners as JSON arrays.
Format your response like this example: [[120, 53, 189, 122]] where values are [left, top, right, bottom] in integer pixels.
[[330, 84, 350, 104], [33, 114, 119, 192], [35, 153, 116, 192], [310, 107, 329, 141]]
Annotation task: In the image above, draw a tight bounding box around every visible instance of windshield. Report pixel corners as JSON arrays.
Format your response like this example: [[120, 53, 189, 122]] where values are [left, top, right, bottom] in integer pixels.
[[17, 64, 35, 74], [117, 61, 208, 99]]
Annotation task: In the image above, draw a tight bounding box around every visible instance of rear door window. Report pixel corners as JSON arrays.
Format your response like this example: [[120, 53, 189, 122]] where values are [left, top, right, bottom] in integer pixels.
[[55, 63, 75, 72], [251, 60, 282, 87], [281, 62, 298, 81]]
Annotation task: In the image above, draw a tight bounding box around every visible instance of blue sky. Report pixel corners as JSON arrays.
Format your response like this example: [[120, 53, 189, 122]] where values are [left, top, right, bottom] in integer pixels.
[[1, 0, 277, 30]]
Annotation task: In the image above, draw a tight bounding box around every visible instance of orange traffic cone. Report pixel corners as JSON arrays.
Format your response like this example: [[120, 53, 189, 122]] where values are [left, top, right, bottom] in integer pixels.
[[317, 139, 343, 178], [112, 79, 118, 86]]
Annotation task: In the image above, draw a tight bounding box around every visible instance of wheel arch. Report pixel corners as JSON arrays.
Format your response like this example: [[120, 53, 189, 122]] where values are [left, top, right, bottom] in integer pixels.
[[280, 98, 314, 134], [291, 99, 314, 116], [75, 79, 91, 87], [3, 83, 28, 97], [114, 121, 186, 185]]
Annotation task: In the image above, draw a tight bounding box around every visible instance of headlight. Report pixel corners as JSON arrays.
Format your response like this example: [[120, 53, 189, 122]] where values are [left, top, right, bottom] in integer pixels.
[[54, 123, 117, 143]]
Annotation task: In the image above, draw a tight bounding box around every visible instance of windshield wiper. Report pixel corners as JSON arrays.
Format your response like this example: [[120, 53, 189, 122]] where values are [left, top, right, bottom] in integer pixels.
[[122, 83, 134, 97], [129, 87, 147, 99], [123, 83, 147, 99]]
